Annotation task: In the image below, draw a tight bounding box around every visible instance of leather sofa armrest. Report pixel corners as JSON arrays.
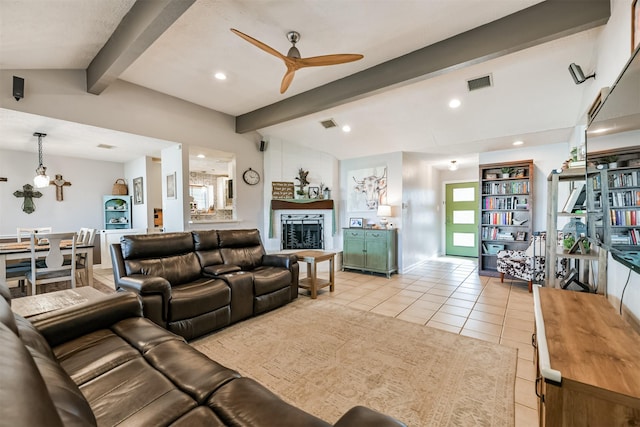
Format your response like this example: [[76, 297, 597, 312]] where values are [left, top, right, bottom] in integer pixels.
[[31, 292, 143, 348], [333, 406, 406, 427], [203, 264, 242, 276], [116, 275, 171, 322], [262, 254, 297, 269], [116, 274, 171, 297]]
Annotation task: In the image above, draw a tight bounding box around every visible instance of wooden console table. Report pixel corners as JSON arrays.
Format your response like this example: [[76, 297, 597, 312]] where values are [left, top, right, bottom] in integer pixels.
[[533, 286, 640, 426], [11, 287, 105, 319], [295, 251, 335, 299]]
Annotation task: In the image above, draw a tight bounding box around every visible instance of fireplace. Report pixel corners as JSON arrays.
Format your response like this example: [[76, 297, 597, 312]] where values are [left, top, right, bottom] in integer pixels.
[[281, 214, 324, 250]]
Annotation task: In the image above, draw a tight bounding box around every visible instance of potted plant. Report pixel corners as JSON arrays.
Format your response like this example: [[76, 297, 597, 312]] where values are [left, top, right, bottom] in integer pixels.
[[500, 167, 513, 178], [602, 155, 619, 169]]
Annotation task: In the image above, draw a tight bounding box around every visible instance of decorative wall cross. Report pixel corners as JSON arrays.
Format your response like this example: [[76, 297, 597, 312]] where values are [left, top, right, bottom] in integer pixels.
[[50, 174, 71, 201], [13, 184, 43, 214]]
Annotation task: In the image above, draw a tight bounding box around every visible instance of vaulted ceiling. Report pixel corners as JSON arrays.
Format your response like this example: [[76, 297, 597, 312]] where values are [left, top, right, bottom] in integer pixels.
[[0, 0, 609, 167]]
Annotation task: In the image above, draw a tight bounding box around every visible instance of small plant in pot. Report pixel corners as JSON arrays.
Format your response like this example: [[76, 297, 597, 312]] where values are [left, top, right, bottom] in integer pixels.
[[501, 167, 513, 178], [602, 155, 619, 169]]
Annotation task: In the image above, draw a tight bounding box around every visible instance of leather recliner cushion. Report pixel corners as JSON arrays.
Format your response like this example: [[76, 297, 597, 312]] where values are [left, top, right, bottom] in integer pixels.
[[218, 229, 265, 270], [29, 349, 98, 426], [120, 232, 194, 259], [78, 357, 197, 426], [125, 252, 203, 287], [251, 266, 292, 296], [0, 322, 66, 427], [208, 377, 331, 427], [169, 279, 230, 322]]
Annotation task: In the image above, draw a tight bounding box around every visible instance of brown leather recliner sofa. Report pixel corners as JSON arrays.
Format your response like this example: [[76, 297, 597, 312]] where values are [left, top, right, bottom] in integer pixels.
[[0, 283, 405, 426], [111, 229, 298, 340]]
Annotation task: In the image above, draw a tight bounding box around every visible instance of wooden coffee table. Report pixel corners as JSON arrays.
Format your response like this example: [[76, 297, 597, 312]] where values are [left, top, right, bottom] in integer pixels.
[[295, 251, 335, 299], [11, 286, 106, 319]]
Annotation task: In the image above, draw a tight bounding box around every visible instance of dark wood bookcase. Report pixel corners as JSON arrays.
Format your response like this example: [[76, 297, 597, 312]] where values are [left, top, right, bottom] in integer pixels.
[[478, 160, 534, 276]]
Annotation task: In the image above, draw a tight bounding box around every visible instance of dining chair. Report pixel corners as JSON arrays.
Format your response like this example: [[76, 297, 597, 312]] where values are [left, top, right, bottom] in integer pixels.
[[25, 232, 76, 295], [16, 227, 53, 242], [74, 228, 96, 285]]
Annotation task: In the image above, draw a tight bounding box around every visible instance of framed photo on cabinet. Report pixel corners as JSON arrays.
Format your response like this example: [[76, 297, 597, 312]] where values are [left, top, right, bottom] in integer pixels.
[[349, 217, 363, 228]]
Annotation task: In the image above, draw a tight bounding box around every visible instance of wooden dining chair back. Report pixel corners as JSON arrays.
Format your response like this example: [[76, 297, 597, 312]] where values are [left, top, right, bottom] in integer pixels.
[[17, 227, 53, 242], [25, 232, 76, 295], [75, 228, 96, 285]]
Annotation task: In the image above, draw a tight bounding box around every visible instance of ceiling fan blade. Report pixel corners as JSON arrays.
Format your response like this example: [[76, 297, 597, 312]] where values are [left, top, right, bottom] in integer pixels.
[[230, 28, 285, 61], [296, 54, 364, 68], [280, 67, 296, 94]]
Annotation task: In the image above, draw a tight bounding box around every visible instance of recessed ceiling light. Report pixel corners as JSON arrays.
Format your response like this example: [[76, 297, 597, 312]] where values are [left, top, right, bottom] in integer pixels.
[[214, 72, 227, 80], [448, 99, 461, 109], [197, 154, 205, 158], [513, 140, 524, 146], [342, 125, 351, 133]]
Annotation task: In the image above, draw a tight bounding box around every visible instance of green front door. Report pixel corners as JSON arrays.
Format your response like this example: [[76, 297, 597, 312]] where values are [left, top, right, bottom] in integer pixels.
[[445, 182, 479, 257]]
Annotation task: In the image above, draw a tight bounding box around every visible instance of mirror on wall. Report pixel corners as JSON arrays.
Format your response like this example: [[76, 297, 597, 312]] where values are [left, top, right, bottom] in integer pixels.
[[189, 147, 235, 222], [586, 46, 640, 271]]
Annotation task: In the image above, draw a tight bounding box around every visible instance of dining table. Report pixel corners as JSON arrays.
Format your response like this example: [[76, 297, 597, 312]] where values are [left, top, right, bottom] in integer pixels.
[[0, 239, 94, 288]]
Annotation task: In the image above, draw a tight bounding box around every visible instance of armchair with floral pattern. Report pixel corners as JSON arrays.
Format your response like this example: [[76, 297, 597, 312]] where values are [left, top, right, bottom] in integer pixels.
[[496, 233, 546, 292]]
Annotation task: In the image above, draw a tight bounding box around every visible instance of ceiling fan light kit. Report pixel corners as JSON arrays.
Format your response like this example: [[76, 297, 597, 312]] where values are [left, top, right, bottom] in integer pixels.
[[231, 28, 364, 94]]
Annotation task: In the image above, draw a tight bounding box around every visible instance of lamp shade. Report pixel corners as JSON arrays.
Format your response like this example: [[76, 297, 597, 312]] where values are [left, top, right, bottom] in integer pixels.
[[377, 205, 391, 217]]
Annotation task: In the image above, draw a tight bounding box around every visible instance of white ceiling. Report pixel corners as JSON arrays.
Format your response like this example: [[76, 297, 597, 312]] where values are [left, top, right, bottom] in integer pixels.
[[0, 0, 604, 168]]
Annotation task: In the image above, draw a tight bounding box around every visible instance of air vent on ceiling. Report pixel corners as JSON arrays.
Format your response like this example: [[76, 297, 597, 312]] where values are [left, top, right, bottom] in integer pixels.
[[97, 144, 115, 149], [467, 74, 493, 91], [320, 119, 338, 129]]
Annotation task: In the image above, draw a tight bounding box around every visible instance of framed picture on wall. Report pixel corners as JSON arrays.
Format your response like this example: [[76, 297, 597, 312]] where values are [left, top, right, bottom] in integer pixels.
[[133, 177, 143, 205], [166, 172, 176, 200]]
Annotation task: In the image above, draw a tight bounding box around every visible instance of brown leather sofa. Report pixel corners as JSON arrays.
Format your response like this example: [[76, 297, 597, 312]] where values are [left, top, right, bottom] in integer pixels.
[[0, 284, 405, 426], [111, 229, 298, 340]]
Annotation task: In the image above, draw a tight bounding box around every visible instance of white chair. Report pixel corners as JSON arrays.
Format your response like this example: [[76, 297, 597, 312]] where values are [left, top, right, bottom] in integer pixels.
[[17, 227, 52, 242], [25, 232, 76, 295], [75, 228, 96, 285]]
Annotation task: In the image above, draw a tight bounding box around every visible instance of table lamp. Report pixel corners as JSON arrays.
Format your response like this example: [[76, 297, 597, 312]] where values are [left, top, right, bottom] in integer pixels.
[[377, 205, 392, 228]]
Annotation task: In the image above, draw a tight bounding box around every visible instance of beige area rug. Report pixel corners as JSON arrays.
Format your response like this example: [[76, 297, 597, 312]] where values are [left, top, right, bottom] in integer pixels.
[[192, 299, 517, 426]]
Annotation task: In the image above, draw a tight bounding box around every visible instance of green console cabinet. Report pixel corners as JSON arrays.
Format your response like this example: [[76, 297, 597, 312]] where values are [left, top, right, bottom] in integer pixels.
[[342, 228, 398, 278]]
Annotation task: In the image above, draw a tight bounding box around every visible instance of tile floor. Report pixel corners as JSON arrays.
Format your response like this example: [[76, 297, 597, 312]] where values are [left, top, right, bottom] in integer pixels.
[[93, 256, 538, 427]]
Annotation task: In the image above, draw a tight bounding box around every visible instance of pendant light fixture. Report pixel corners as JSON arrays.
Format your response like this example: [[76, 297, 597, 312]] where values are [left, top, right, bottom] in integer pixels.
[[33, 132, 50, 188]]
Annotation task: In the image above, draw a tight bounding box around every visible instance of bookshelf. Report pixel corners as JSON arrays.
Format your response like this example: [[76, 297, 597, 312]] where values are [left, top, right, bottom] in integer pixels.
[[478, 160, 534, 276], [546, 168, 606, 292]]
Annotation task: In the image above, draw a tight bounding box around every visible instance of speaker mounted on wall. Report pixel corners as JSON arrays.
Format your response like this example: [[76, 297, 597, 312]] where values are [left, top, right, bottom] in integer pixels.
[[13, 76, 24, 101], [259, 140, 268, 152]]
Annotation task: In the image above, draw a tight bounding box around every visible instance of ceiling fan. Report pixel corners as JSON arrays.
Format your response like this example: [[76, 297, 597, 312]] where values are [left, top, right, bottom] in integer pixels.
[[231, 28, 364, 94]]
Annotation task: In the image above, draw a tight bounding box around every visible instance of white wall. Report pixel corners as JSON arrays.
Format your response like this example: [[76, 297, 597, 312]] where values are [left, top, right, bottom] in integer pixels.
[[0, 69, 265, 234], [401, 152, 440, 270], [124, 156, 149, 231], [262, 138, 340, 252], [0, 149, 122, 236], [341, 152, 404, 269]]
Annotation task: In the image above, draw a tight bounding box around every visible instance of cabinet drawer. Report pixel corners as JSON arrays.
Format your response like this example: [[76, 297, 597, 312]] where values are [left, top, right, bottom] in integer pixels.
[[344, 229, 365, 239], [365, 230, 388, 240]]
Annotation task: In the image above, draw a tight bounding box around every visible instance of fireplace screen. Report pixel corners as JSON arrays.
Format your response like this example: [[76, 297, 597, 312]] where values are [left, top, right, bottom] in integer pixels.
[[281, 214, 324, 250]]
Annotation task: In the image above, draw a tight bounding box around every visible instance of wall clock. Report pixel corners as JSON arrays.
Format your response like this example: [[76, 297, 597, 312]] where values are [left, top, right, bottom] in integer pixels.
[[242, 168, 260, 185]]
